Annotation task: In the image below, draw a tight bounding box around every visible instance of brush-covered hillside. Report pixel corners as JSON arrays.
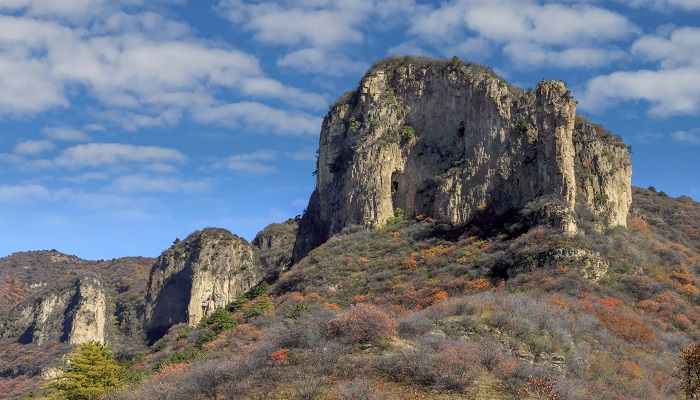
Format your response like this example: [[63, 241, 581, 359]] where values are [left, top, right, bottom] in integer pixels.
[[98, 187, 699, 400]]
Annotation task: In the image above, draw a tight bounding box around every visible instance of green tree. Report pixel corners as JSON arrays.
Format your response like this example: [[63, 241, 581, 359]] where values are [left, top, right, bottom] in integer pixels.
[[44, 341, 126, 400], [206, 308, 238, 332]]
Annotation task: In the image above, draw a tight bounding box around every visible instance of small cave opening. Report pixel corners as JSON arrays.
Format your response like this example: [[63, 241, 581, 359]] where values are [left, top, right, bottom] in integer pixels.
[[458, 121, 465, 137]]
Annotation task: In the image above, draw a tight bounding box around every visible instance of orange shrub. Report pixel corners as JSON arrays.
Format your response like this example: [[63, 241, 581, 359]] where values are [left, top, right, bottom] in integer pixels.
[[352, 295, 366, 303], [549, 298, 569, 309], [326, 303, 398, 344], [402, 257, 417, 269], [270, 348, 291, 364]]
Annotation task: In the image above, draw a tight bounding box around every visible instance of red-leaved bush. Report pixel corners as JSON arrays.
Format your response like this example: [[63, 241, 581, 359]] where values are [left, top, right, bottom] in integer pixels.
[[326, 303, 398, 344]]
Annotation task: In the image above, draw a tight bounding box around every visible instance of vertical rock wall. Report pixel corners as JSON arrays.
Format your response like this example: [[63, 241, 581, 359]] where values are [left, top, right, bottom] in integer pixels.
[[0, 277, 106, 345], [294, 56, 632, 261], [144, 228, 261, 343]]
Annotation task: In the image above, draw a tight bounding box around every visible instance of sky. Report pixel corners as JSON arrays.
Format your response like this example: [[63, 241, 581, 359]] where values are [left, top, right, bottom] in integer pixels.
[[0, 0, 699, 260]]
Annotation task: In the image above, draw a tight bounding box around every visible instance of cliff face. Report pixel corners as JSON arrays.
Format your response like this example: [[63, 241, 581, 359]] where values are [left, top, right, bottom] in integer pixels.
[[0, 277, 106, 345], [294, 56, 632, 261], [144, 228, 261, 343], [253, 220, 298, 280]]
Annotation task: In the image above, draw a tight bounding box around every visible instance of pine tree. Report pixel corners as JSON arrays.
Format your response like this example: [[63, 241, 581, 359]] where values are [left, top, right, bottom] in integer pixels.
[[44, 341, 126, 400]]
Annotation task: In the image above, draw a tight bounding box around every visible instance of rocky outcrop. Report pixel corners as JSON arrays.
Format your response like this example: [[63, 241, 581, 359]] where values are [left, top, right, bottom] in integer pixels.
[[294, 56, 632, 261], [0, 277, 106, 345], [253, 219, 298, 279], [144, 228, 261, 343]]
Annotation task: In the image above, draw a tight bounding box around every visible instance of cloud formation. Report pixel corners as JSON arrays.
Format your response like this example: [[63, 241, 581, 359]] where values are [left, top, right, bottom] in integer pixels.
[[581, 26, 700, 117], [407, 0, 637, 69], [212, 150, 278, 175], [0, 8, 325, 131], [54, 143, 186, 168]]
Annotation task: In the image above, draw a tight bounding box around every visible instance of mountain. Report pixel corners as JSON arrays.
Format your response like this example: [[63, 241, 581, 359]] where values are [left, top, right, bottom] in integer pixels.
[[1, 57, 699, 399], [294, 56, 631, 261]]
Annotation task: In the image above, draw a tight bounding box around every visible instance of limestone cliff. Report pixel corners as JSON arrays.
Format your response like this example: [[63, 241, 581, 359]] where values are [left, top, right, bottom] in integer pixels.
[[144, 228, 261, 343], [253, 219, 298, 279], [0, 276, 106, 345], [294, 56, 632, 261]]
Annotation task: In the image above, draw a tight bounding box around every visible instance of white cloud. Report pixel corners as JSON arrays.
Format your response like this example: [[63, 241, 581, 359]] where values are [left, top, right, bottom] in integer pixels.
[[277, 48, 369, 76], [194, 101, 322, 135], [239, 77, 327, 109], [0, 10, 324, 130], [406, 0, 637, 69], [581, 68, 700, 116], [212, 150, 278, 175], [216, 0, 418, 75], [504, 43, 626, 69], [672, 131, 700, 145], [14, 140, 55, 155], [621, 0, 700, 11], [581, 26, 700, 117], [42, 126, 91, 141], [216, 1, 368, 48], [61, 172, 110, 183], [632, 26, 700, 68], [54, 143, 186, 168], [0, 184, 51, 203], [109, 174, 210, 193]]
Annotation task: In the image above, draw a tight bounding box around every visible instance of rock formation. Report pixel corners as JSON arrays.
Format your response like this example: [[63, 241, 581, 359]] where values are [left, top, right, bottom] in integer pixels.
[[252, 219, 299, 279], [294, 56, 632, 261], [0, 276, 106, 345], [144, 228, 261, 343]]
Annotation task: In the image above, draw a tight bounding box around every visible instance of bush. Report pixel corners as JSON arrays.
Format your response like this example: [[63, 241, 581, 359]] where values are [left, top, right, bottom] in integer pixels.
[[338, 376, 379, 400], [195, 330, 217, 349], [326, 303, 397, 344]]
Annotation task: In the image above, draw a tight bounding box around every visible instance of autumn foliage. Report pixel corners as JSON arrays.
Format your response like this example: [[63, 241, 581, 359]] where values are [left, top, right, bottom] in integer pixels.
[[326, 303, 397, 344]]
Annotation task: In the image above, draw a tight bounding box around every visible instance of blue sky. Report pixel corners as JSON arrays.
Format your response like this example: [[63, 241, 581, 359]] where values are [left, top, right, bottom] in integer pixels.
[[0, 0, 699, 260]]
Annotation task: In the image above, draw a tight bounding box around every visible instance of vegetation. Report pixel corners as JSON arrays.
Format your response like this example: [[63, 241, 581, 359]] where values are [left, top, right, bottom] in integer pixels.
[[43, 341, 126, 399], [3, 187, 700, 398], [401, 125, 415, 142], [678, 343, 700, 399], [349, 117, 361, 133]]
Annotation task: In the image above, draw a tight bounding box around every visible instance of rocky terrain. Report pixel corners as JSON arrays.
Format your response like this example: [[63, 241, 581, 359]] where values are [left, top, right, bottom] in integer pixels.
[[0, 57, 697, 399]]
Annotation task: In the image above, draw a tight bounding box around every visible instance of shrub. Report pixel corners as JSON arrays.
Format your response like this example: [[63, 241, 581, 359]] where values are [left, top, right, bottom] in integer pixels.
[[338, 376, 379, 400], [402, 125, 415, 142], [367, 117, 380, 129], [677, 343, 700, 399], [326, 303, 397, 344], [195, 330, 217, 349], [244, 294, 275, 319], [349, 117, 361, 133]]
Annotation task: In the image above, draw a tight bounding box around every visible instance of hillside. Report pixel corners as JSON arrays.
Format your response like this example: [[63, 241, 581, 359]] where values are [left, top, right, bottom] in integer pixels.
[[1, 56, 699, 399], [0, 254, 154, 397], [102, 187, 700, 400]]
